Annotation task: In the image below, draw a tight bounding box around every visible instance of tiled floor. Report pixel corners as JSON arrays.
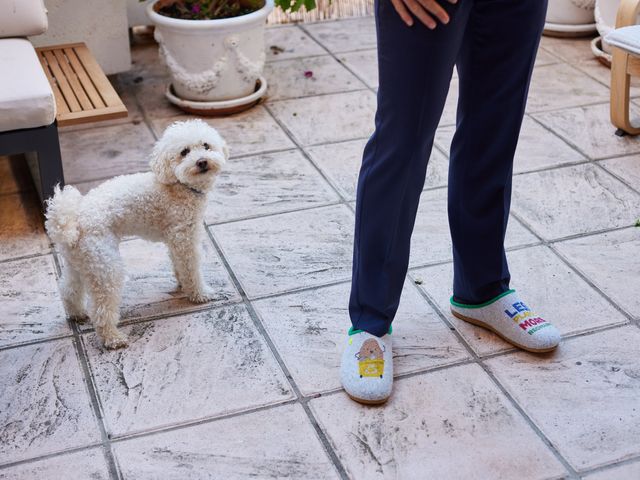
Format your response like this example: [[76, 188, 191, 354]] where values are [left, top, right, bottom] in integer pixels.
[[1, 17, 639, 480]]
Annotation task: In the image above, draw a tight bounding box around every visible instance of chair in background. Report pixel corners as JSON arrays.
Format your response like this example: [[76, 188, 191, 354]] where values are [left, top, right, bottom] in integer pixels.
[[607, 0, 640, 135], [0, 0, 62, 204]]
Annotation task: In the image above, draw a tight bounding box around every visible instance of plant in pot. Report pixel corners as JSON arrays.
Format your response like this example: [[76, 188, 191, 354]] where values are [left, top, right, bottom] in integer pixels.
[[145, 0, 317, 115]]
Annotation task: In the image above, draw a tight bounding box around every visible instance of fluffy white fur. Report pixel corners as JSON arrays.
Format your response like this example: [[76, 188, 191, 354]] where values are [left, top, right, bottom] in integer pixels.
[[45, 119, 228, 349]]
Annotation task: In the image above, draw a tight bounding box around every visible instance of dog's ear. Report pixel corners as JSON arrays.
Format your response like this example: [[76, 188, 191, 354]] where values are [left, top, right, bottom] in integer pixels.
[[149, 141, 178, 185]]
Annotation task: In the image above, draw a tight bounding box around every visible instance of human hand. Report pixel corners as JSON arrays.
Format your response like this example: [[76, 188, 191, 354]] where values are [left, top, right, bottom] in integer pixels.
[[390, 0, 457, 29]]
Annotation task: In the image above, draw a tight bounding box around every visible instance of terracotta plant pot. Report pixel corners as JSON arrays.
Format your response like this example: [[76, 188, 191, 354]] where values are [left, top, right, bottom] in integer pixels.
[[147, 0, 273, 113]]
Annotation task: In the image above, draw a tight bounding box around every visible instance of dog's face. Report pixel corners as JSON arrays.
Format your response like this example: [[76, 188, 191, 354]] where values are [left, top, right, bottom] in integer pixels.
[[150, 119, 229, 191]]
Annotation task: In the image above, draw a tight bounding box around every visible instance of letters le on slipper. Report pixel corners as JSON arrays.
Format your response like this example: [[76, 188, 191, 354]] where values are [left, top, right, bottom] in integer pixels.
[[450, 290, 561, 353], [340, 327, 393, 405]]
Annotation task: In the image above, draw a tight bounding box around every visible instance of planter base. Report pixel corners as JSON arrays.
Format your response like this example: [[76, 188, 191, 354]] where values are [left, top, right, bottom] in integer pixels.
[[591, 36, 612, 68], [165, 76, 267, 116], [543, 22, 597, 37]]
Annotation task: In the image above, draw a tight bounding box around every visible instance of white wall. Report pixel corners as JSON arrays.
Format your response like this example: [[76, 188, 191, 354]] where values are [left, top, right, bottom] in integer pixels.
[[30, 0, 131, 75]]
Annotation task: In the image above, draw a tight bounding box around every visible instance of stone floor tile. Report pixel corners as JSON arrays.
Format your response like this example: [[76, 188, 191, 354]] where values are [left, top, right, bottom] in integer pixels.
[[486, 326, 640, 472], [75, 238, 239, 330], [576, 59, 640, 98], [60, 122, 156, 184], [583, 460, 640, 480], [511, 164, 640, 240], [306, 139, 448, 201], [310, 363, 566, 480], [526, 63, 610, 113], [265, 25, 326, 62], [132, 76, 185, 120], [435, 115, 586, 173], [264, 55, 366, 101], [253, 280, 469, 396], [599, 155, 640, 193], [409, 188, 538, 267], [412, 245, 627, 356], [304, 17, 376, 54], [534, 47, 560, 67], [0, 339, 100, 465], [0, 192, 49, 261], [113, 403, 339, 480], [150, 105, 295, 157], [268, 90, 377, 146], [533, 103, 640, 159], [84, 304, 293, 436], [0, 155, 33, 196], [0, 255, 69, 348], [0, 448, 110, 480], [539, 37, 594, 65], [337, 49, 378, 88], [205, 149, 339, 224], [212, 204, 353, 297], [555, 227, 640, 319]]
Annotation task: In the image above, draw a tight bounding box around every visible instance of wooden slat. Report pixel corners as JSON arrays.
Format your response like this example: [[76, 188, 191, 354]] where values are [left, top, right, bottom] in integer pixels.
[[56, 105, 128, 127], [73, 44, 121, 107], [35, 42, 128, 127], [52, 49, 93, 111], [43, 50, 82, 112], [37, 51, 70, 115], [63, 47, 105, 109]]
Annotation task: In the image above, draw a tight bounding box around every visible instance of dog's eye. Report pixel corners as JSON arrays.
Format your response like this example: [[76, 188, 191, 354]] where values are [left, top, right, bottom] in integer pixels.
[[180, 148, 190, 157], [203, 143, 210, 150]]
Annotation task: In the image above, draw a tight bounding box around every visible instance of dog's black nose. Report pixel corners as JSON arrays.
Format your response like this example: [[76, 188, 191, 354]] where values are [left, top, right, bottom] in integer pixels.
[[196, 159, 208, 171]]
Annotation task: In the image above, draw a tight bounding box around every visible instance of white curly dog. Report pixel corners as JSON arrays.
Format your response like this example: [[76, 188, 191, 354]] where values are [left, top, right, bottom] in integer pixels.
[[45, 119, 228, 349]]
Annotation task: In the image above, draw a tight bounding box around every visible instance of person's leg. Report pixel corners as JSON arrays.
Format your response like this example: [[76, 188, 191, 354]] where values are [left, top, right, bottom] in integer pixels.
[[448, 0, 547, 304], [349, 0, 472, 338], [447, 0, 560, 352]]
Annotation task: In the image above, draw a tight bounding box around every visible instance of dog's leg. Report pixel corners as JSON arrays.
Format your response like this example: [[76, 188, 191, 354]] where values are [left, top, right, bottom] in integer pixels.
[[83, 237, 128, 349], [168, 233, 215, 303], [59, 252, 88, 323], [168, 249, 183, 291]]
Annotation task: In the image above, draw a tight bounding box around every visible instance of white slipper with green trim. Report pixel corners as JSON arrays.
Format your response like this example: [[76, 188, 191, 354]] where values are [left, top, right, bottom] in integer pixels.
[[450, 290, 561, 353], [340, 327, 393, 405]]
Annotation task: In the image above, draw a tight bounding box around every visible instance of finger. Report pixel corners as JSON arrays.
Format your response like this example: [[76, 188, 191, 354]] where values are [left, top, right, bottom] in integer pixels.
[[404, 0, 437, 29], [418, 0, 450, 24], [391, 0, 414, 26]]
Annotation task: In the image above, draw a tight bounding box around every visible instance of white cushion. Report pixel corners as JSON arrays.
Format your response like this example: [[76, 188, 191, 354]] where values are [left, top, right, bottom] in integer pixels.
[[0, 38, 56, 132], [606, 25, 640, 56], [0, 0, 48, 38]]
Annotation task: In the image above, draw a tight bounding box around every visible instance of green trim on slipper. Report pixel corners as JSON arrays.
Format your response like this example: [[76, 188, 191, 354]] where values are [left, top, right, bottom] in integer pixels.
[[450, 289, 516, 309], [348, 325, 393, 336]]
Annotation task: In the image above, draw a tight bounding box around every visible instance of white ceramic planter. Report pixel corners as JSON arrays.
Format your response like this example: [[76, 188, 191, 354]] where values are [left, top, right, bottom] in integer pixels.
[[147, 0, 273, 102], [545, 0, 596, 36]]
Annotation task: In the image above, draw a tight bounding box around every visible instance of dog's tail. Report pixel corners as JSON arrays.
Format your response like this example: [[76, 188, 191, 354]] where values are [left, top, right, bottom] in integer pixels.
[[45, 184, 83, 247]]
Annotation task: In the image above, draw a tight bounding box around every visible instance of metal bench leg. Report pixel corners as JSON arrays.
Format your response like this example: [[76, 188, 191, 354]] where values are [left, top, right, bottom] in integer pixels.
[[36, 121, 65, 202]]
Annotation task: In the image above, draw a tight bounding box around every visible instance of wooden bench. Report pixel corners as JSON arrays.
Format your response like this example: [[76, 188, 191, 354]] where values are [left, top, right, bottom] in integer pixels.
[[35, 43, 128, 127]]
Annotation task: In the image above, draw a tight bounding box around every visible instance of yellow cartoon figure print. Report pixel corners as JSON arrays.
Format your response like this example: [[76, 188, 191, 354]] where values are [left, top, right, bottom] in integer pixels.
[[355, 338, 385, 378]]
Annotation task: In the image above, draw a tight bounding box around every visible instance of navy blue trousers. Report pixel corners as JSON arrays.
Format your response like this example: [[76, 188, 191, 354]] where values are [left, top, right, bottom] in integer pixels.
[[349, 0, 548, 337]]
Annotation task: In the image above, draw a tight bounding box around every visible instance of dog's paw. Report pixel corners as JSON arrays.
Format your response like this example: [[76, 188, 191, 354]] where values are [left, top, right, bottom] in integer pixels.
[[188, 287, 217, 304], [68, 313, 89, 324], [103, 332, 129, 350]]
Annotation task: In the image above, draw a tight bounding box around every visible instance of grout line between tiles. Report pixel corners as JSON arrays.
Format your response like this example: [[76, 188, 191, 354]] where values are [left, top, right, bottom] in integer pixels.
[[594, 160, 640, 196], [509, 209, 638, 326], [0, 442, 105, 472], [407, 279, 581, 479], [49, 253, 122, 480], [203, 224, 351, 480]]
